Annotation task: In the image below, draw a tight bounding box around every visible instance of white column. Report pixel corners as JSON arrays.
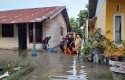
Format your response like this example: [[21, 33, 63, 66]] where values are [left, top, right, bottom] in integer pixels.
[[32, 23, 37, 56], [86, 19, 88, 40]]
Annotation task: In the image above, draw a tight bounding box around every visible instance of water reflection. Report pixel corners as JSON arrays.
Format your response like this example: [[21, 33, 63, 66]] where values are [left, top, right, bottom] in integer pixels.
[[18, 50, 27, 57], [50, 56, 88, 80], [0, 49, 111, 80]]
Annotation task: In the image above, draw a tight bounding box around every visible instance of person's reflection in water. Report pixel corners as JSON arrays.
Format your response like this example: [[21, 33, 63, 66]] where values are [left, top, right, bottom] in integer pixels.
[[18, 50, 27, 58]]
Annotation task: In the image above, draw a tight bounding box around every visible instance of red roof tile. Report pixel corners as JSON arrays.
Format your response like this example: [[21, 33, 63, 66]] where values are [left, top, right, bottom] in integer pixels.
[[0, 6, 66, 24]]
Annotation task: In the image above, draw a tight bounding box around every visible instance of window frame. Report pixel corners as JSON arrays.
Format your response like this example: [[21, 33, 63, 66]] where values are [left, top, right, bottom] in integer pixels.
[[113, 14, 124, 46], [2, 24, 14, 37]]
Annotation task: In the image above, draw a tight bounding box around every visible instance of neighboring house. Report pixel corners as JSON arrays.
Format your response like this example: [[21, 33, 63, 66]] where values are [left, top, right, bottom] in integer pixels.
[[89, 0, 125, 46], [0, 6, 71, 50]]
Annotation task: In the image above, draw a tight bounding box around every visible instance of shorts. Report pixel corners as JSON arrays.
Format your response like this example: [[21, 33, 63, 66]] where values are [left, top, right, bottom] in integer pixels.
[[42, 44, 47, 50]]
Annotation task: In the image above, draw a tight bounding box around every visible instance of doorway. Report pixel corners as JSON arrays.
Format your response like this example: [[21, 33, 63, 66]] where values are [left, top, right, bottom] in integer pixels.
[[17, 23, 27, 50]]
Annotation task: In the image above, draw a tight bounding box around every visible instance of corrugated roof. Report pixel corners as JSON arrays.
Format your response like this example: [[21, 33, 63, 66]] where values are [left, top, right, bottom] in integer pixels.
[[0, 6, 66, 24]]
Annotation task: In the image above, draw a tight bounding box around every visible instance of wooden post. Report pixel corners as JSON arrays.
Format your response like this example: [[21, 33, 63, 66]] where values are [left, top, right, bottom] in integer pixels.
[[32, 23, 37, 56]]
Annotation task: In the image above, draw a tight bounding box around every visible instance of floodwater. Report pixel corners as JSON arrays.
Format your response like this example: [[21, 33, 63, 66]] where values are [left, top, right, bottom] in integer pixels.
[[0, 48, 112, 80]]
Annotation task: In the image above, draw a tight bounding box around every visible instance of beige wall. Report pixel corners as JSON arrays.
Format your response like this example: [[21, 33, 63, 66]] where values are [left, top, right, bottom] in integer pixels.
[[57, 13, 67, 37], [95, 1, 106, 34], [44, 12, 67, 48], [27, 12, 67, 49], [0, 24, 18, 49]]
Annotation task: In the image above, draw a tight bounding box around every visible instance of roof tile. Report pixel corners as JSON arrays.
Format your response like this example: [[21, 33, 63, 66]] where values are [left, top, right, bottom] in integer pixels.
[[0, 6, 65, 24]]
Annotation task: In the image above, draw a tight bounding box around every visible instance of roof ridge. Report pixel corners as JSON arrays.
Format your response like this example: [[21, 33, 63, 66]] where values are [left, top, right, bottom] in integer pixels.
[[0, 6, 64, 12]]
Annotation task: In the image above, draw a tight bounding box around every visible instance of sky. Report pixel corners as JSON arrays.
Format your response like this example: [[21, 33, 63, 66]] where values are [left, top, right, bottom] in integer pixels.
[[0, 0, 88, 18]]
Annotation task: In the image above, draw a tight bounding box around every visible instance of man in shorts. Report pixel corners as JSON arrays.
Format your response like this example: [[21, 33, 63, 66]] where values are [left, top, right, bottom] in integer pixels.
[[42, 36, 51, 51]]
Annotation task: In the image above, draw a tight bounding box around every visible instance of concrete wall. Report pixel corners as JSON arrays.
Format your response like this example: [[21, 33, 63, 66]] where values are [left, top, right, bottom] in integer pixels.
[[27, 12, 67, 49], [43, 12, 67, 48], [57, 13, 67, 37], [0, 24, 18, 49]]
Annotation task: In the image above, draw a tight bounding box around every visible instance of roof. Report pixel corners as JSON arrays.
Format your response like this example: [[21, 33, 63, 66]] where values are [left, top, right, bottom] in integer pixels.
[[0, 6, 66, 24], [89, 0, 98, 19]]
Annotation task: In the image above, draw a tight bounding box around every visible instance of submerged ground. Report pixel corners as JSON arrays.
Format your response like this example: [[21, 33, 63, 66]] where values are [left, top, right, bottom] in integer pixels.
[[0, 47, 112, 80]]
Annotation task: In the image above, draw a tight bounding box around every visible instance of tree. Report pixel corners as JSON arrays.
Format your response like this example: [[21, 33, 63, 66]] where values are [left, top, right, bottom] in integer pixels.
[[69, 17, 81, 33], [69, 4, 88, 33], [77, 4, 88, 27], [77, 9, 88, 27]]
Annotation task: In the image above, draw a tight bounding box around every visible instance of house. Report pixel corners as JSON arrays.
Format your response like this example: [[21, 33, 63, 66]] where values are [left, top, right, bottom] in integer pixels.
[[0, 6, 71, 50], [89, 0, 125, 45]]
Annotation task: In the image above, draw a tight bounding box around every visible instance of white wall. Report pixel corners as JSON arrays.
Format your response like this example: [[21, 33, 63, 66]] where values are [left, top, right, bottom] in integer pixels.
[[95, 0, 106, 16], [0, 24, 18, 49], [95, 1, 106, 34]]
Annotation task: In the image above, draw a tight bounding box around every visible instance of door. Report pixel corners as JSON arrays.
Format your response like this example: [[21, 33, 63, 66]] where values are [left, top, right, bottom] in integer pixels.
[[18, 23, 27, 50]]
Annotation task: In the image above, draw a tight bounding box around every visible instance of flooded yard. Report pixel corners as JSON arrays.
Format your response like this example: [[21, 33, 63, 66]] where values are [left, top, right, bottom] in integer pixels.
[[0, 48, 112, 80]]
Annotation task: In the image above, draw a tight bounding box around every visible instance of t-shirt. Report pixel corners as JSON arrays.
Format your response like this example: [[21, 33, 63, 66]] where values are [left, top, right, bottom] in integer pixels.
[[67, 37, 74, 44], [42, 37, 50, 44]]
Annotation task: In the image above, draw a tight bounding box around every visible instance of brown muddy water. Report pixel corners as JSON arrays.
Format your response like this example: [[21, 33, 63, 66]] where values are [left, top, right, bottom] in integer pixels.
[[0, 48, 112, 80]]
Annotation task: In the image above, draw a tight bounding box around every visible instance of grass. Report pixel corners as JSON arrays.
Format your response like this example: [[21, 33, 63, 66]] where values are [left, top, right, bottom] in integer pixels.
[[0, 53, 34, 80]]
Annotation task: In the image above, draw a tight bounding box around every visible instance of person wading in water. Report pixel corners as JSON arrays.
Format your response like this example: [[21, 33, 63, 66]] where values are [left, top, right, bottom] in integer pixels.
[[42, 36, 51, 51]]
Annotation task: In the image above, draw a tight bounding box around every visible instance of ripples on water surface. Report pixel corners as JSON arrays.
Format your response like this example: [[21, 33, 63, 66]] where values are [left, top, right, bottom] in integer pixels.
[[0, 49, 111, 80]]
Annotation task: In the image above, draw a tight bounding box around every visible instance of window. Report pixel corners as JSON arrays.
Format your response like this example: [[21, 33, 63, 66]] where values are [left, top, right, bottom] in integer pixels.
[[60, 27, 63, 36], [116, 5, 120, 12], [114, 15, 122, 45], [2, 24, 14, 37], [35, 23, 42, 43], [29, 23, 42, 43]]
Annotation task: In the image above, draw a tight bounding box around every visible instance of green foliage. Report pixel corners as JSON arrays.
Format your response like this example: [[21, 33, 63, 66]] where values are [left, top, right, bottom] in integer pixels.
[[82, 42, 92, 55], [77, 9, 88, 27], [4, 64, 12, 71], [82, 28, 104, 55], [69, 17, 81, 33], [2, 54, 32, 80], [69, 4, 88, 33], [4, 77, 15, 80], [4, 66, 30, 80]]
